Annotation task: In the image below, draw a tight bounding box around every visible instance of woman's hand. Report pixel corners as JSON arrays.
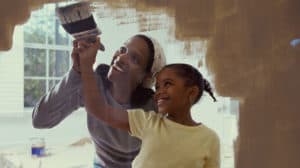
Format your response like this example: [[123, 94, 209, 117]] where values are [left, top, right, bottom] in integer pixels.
[[77, 37, 101, 73]]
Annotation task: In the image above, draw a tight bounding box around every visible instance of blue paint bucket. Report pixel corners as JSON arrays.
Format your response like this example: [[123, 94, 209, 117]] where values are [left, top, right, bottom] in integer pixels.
[[30, 137, 45, 157]]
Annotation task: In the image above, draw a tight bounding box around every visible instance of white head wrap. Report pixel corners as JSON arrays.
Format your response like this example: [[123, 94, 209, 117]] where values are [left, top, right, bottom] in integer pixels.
[[142, 35, 166, 88], [149, 37, 166, 75]]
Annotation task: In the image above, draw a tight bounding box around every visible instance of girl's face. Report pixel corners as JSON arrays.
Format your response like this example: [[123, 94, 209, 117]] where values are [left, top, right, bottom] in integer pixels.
[[107, 36, 151, 88], [154, 68, 193, 115]]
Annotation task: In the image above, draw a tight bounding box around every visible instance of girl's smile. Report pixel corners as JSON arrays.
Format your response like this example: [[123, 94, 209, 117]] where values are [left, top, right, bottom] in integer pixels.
[[154, 68, 191, 115]]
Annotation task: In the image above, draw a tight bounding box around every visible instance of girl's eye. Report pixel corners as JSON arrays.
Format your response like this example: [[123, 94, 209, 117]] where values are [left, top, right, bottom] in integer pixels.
[[156, 81, 172, 90], [164, 81, 172, 87]]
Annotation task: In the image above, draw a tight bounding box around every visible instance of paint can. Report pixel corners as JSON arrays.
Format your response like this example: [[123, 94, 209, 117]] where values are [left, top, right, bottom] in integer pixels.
[[30, 137, 45, 157]]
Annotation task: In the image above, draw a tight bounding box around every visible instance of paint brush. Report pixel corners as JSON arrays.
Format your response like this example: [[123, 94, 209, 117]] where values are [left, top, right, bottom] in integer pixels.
[[55, 1, 105, 51]]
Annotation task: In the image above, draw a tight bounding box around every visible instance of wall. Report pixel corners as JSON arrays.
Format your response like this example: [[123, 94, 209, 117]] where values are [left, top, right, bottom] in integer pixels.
[[0, 26, 24, 115]]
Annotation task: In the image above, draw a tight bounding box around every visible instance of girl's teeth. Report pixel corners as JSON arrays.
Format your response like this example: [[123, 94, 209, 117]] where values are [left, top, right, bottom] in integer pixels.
[[157, 99, 165, 104]]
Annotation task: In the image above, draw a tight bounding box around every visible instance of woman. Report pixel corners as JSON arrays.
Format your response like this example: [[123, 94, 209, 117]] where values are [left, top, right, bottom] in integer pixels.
[[32, 34, 166, 168]]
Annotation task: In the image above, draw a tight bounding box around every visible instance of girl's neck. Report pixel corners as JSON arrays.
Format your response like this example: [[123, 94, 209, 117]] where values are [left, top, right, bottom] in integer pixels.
[[109, 83, 133, 105]]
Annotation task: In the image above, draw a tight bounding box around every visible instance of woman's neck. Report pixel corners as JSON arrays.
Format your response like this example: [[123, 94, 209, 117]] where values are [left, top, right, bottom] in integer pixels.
[[109, 82, 133, 105]]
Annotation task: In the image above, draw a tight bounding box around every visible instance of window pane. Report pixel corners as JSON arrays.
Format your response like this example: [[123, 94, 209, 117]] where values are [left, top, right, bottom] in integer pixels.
[[46, 14, 55, 44], [48, 4, 70, 45], [56, 22, 70, 45], [48, 15, 70, 45], [49, 50, 70, 77], [24, 10, 47, 43], [24, 79, 46, 107], [24, 48, 46, 76]]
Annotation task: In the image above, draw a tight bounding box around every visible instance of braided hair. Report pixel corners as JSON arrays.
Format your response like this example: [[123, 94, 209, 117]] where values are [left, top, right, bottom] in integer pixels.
[[161, 63, 217, 104]]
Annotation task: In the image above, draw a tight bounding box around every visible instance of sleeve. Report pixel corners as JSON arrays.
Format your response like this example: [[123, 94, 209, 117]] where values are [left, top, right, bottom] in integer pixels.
[[205, 133, 221, 168], [32, 69, 85, 128], [127, 109, 154, 139]]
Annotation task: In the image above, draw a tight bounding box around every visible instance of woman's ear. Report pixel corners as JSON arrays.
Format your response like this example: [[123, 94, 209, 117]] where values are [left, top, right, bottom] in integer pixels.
[[188, 86, 199, 105]]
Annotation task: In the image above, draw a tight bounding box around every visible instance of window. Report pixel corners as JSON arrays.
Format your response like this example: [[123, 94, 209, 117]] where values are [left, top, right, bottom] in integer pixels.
[[24, 4, 72, 107]]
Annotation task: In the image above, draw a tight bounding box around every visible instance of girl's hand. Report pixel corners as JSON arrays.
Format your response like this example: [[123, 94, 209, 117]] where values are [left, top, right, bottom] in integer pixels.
[[77, 37, 101, 73]]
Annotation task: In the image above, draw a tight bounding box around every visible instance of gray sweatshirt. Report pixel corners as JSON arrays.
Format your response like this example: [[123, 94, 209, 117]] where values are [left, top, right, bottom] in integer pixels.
[[32, 67, 154, 168]]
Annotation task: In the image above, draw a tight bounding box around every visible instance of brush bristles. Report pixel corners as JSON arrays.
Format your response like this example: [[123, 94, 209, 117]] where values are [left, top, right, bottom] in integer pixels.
[[62, 15, 97, 34], [55, 1, 105, 51], [56, 1, 92, 24]]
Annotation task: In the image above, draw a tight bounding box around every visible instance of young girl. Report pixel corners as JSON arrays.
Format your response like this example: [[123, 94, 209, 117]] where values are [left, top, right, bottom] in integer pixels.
[[79, 39, 220, 168]]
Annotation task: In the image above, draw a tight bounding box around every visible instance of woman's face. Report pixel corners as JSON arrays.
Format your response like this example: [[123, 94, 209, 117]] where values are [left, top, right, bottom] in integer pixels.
[[107, 36, 151, 89]]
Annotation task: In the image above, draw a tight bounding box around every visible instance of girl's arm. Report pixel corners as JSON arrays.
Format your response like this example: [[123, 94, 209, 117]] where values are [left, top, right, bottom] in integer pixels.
[[78, 38, 130, 131]]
